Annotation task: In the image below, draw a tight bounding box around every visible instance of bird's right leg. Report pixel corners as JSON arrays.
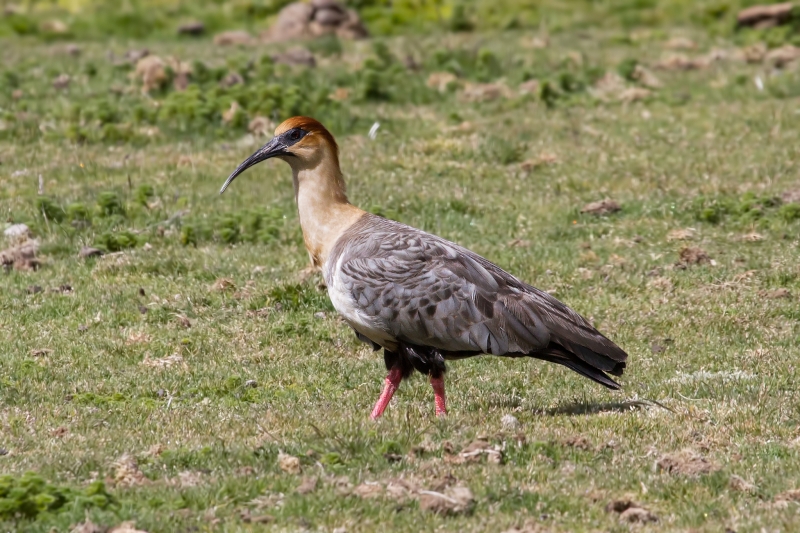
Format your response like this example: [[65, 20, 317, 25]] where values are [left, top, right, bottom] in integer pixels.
[[370, 365, 403, 419]]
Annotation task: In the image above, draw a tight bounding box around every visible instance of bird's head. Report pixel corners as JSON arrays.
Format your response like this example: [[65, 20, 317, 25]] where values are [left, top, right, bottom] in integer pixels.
[[219, 116, 339, 194]]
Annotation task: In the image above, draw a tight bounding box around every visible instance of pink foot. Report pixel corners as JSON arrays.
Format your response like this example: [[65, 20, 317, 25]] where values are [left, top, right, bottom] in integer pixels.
[[430, 375, 447, 416], [370, 366, 403, 419]]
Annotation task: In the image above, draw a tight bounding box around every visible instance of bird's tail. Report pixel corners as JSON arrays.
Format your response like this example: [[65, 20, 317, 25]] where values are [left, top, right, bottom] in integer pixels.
[[529, 343, 624, 390]]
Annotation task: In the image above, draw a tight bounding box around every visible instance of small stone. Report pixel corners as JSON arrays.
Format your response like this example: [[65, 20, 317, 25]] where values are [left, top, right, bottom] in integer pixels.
[[296, 475, 318, 494], [501, 414, 520, 430], [213, 30, 254, 46], [314, 312, 327, 319], [0, 448, 8, 456], [78, 324, 88, 332], [4, 223, 31, 240], [244, 379, 258, 388]]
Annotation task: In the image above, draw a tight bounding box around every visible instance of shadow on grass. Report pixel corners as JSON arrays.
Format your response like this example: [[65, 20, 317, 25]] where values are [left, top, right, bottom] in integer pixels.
[[536, 399, 671, 416]]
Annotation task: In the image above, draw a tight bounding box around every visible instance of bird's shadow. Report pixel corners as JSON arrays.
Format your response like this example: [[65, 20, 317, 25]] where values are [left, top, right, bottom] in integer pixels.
[[534, 399, 668, 417]]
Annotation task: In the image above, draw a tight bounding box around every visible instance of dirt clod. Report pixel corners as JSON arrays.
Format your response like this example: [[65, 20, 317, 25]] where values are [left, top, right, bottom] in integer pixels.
[[113, 453, 148, 487], [278, 452, 301, 475], [418, 485, 474, 515], [760, 288, 791, 299], [678, 246, 711, 266], [657, 449, 719, 476], [211, 278, 236, 292], [580, 199, 621, 216], [272, 47, 316, 67], [620, 507, 658, 523]]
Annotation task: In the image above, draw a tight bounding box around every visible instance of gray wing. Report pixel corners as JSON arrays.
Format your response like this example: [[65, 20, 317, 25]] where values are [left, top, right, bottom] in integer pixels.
[[331, 215, 627, 381]]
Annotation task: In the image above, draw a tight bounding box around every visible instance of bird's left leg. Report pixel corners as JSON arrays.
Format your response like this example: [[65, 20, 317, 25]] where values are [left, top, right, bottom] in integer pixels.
[[429, 374, 447, 416], [370, 364, 403, 420]]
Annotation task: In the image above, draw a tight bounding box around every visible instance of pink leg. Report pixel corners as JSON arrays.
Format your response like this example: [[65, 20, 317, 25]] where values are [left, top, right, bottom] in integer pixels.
[[370, 366, 403, 420], [430, 375, 447, 416]]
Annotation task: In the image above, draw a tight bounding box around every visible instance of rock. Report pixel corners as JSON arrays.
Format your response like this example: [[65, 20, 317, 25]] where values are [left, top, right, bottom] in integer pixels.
[[213, 30, 254, 46], [501, 414, 520, 430], [580, 199, 621, 216], [262, 1, 367, 43], [79, 246, 103, 259], [272, 47, 316, 67], [315, 7, 347, 26], [266, 2, 315, 42], [177, 21, 205, 36], [737, 2, 795, 29], [765, 44, 800, 67], [4, 223, 32, 241]]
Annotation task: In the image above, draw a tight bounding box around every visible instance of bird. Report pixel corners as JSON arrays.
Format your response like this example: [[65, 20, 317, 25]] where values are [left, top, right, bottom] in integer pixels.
[[220, 116, 628, 419]]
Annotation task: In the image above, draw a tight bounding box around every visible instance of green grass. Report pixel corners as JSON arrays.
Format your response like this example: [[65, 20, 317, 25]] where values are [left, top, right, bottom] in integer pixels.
[[3, 2, 800, 531]]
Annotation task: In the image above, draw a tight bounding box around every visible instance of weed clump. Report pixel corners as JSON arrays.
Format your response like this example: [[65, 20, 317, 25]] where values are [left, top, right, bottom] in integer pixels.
[[0, 472, 113, 520]]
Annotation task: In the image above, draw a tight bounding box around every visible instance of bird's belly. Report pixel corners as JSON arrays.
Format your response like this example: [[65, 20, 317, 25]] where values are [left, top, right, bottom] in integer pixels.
[[326, 277, 396, 351]]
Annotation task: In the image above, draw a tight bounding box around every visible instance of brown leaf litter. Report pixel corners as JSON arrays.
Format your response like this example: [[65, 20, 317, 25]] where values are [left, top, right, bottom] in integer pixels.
[[606, 498, 658, 523], [352, 482, 383, 499], [656, 449, 720, 477], [678, 246, 712, 266], [580, 199, 621, 216], [112, 454, 149, 487], [775, 489, 800, 503], [1, 239, 40, 271]]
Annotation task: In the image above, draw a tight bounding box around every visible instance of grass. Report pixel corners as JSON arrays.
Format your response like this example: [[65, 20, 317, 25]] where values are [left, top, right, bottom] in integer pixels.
[[2, 1, 800, 531]]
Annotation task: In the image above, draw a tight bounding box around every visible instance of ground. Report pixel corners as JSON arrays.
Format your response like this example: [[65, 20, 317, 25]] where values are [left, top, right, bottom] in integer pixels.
[[2, 1, 800, 532]]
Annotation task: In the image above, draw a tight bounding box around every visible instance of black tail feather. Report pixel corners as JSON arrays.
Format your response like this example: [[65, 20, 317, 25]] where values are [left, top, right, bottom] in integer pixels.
[[530, 345, 624, 390]]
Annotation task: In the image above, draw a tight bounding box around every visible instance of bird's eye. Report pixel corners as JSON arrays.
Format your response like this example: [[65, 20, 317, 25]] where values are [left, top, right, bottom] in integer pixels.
[[290, 129, 301, 141]]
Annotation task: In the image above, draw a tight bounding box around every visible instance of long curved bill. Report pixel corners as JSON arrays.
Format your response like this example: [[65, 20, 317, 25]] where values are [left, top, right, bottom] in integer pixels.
[[219, 137, 288, 194]]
